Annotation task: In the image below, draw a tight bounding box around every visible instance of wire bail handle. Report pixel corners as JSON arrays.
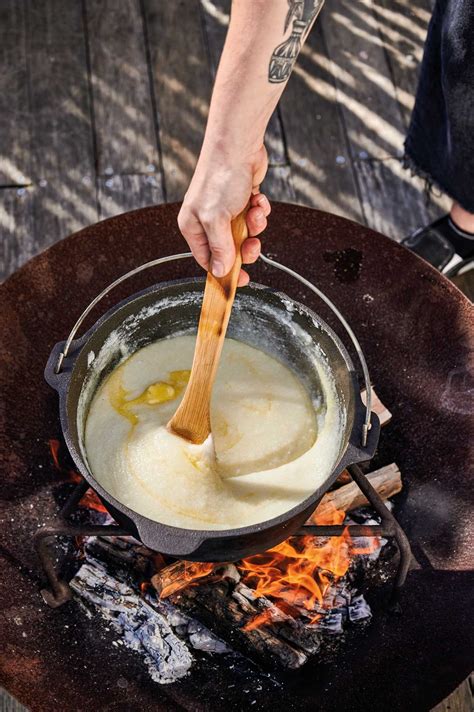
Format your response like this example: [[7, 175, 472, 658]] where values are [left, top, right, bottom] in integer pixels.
[[55, 252, 372, 446]]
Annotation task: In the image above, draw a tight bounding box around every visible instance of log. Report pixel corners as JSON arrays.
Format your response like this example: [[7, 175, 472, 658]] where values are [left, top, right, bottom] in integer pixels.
[[312, 463, 401, 522], [153, 566, 373, 669], [166, 576, 310, 670], [152, 560, 238, 598]]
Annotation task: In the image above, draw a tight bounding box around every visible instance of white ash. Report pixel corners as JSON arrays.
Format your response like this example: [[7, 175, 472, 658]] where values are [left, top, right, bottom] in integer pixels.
[[150, 596, 232, 654], [70, 557, 193, 684]]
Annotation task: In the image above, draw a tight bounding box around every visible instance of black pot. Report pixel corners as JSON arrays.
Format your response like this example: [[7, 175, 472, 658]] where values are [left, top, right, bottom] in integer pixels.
[[45, 277, 380, 561]]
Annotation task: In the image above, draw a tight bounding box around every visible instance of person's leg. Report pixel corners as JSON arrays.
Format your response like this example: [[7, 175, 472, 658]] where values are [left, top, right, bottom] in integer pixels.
[[404, 0, 474, 214], [450, 203, 474, 234], [403, 0, 474, 267]]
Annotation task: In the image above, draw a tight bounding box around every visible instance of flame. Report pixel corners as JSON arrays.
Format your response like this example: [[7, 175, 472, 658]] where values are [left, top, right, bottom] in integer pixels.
[[49, 439, 61, 470], [159, 562, 215, 598], [244, 609, 275, 632], [77, 488, 108, 513], [156, 505, 379, 631], [238, 506, 379, 627], [48, 438, 107, 513]]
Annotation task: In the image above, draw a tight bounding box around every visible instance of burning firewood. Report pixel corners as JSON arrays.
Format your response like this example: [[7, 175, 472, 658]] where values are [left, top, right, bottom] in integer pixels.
[[312, 463, 401, 522], [149, 463, 402, 669]]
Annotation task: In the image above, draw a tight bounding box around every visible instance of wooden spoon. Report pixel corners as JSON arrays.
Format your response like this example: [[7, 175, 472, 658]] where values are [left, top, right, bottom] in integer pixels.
[[168, 207, 249, 443]]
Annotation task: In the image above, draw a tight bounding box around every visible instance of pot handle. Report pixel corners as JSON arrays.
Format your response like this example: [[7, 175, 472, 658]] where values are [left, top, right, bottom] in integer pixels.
[[54, 251, 372, 446], [54, 252, 194, 375]]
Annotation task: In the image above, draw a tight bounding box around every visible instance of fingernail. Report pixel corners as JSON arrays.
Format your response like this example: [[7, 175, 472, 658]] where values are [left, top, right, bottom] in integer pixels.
[[212, 261, 225, 277]]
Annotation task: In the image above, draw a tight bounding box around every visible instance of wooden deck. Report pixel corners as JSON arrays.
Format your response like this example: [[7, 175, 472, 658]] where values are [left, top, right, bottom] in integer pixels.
[[0, 0, 451, 283], [0, 1, 470, 710]]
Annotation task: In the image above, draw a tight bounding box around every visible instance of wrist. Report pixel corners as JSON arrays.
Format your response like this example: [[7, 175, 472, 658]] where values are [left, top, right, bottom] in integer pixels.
[[200, 131, 264, 168]]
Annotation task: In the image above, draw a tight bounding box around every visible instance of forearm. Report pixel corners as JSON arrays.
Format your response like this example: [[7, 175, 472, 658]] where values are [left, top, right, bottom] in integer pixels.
[[178, 0, 324, 279], [202, 0, 324, 160]]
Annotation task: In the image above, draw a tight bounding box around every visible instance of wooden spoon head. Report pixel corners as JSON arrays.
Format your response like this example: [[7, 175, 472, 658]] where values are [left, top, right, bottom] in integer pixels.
[[168, 394, 211, 444]]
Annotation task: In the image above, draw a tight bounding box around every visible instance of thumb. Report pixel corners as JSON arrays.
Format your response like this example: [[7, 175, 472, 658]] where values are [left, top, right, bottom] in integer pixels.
[[205, 217, 236, 278]]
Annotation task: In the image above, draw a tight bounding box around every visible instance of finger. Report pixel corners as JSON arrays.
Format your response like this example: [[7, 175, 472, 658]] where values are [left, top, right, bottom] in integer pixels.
[[246, 205, 267, 237], [250, 192, 271, 217], [203, 216, 235, 277], [177, 210, 211, 270], [189, 232, 211, 271], [237, 269, 250, 287], [241, 237, 261, 264]]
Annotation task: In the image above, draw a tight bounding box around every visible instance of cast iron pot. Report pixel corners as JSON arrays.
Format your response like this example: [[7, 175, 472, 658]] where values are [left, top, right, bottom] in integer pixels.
[[45, 263, 380, 562]]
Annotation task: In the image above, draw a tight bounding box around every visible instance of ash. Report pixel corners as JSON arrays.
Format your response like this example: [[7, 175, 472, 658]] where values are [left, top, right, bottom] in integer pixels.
[[70, 506, 389, 683]]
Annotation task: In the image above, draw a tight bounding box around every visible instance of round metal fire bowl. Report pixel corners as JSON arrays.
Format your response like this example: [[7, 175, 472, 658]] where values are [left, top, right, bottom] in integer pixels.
[[1, 203, 472, 711]]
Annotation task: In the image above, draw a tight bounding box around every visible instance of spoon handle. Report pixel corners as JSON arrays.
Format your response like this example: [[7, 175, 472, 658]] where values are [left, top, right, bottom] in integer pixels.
[[168, 207, 249, 443]]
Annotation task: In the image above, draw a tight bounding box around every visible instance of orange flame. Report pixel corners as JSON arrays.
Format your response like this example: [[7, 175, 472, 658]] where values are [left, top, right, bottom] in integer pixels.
[[159, 562, 215, 598], [244, 609, 275, 632], [77, 488, 108, 513], [49, 439, 61, 470], [156, 505, 379, 631], [48, 438, 107, 513], [238, 506, 379, 627]]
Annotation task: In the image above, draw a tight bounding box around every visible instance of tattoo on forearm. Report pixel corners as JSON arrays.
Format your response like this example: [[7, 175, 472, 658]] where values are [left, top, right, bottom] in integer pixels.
[[268, 0, 325, 83]]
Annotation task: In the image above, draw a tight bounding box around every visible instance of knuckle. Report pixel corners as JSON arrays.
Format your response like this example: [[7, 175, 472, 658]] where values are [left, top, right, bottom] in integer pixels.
[[209, 243, 229, 258]]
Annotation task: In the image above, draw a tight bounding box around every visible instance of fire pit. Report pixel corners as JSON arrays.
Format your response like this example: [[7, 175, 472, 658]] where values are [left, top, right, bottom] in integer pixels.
[[1, 203, 473, 711]]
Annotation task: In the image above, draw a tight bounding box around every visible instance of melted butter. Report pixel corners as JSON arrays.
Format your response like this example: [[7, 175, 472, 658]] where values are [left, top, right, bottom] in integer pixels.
[[109, 368, 190, 425]]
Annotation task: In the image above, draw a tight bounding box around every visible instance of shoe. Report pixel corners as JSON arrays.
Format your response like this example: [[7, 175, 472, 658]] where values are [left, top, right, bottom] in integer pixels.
[[402, 215, 474, 271]]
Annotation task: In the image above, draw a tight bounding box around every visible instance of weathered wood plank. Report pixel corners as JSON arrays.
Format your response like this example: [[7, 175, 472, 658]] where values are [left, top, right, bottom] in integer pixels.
[[372, 0, 433, 127], [280, 18, 363, 220], [0, 688, 28, 712], [354, 156, 431, 239], [97, 173, 164, 220], [320, 0, 406, 160], [0, 2, 31, 186], [144, 0, 213, 202], [431, 678, 473, 712], [200, 0, 287, 167], [261, 166, 296, 204], [24, 0, 98, 249], [0, 187, 35, 281], [85, 0, 159, 176]]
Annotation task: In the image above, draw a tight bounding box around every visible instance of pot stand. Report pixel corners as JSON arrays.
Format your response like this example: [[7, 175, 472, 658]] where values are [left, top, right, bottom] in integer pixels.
[[34, 463, 412, 610]]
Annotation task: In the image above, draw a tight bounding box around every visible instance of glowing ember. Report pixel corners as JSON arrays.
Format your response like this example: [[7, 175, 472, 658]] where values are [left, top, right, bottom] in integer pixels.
[[243, 609, 275, 632]]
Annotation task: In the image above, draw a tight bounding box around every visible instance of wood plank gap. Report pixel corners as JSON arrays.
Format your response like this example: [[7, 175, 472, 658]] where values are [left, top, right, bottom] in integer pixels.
[[81, 0, 100, 214], [23, 0, 98, 250], [143, 0, 213, 202], [0, 183, 32, 190], [139, 0, 168, 203], [318, 17, 365, 220]]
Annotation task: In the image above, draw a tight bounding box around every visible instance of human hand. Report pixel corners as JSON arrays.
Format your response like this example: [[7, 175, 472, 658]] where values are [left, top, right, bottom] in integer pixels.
[[177, 145, 271, 287]]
